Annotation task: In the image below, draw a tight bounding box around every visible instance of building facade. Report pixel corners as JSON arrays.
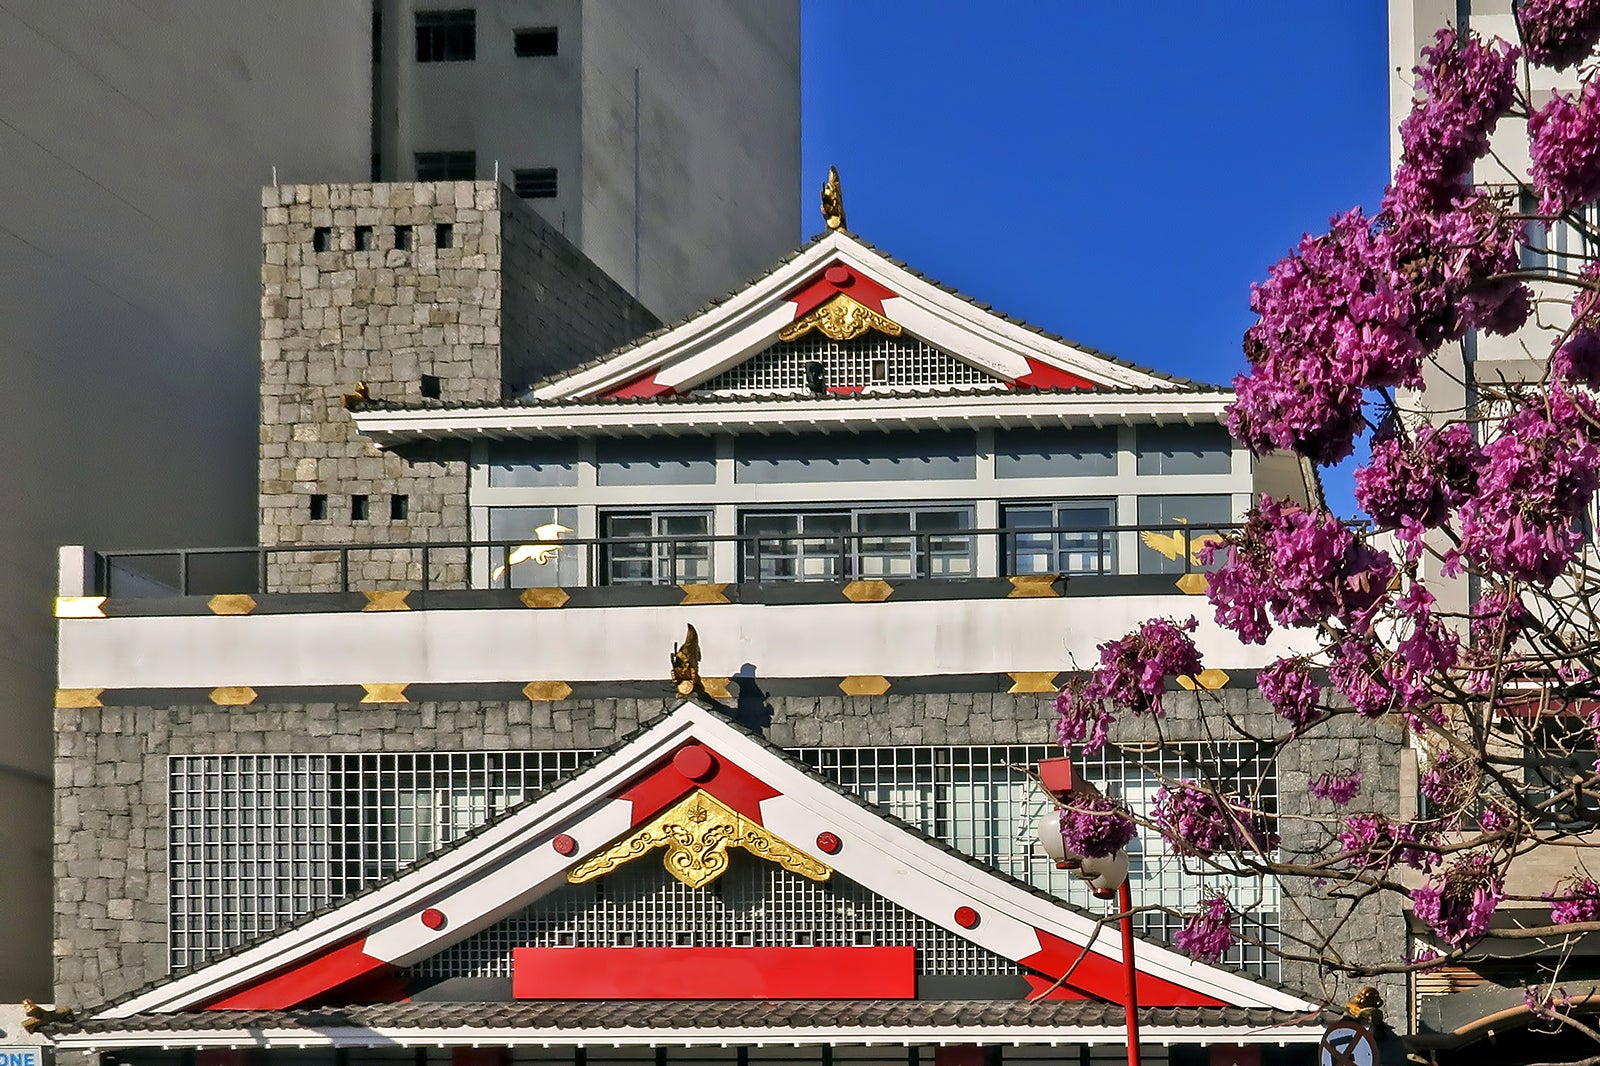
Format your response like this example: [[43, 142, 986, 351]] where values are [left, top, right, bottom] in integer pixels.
[[50, 186, 1394, 1063], [9, 1, 797, 1001]]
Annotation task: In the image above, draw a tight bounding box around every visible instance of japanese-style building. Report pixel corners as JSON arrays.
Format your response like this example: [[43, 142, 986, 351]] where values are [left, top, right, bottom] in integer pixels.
[[49, 177, 1354, 1065]]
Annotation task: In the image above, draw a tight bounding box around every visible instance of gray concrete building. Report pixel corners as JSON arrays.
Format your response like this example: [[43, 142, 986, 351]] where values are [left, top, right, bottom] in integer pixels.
[[373, 0, 802, 320], [9, 1, 798, 1004]]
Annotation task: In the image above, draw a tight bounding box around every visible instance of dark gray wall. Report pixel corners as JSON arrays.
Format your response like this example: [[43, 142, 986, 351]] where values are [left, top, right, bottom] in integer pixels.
[[2, 0, 372, 999], [54, 688, 1404, 1017]]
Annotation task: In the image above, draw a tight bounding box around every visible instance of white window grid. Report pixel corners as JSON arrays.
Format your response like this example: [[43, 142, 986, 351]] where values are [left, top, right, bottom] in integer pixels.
[[168, 744, 1278, 981], [699, 333, 1001, 392], [414, 851, 1014, 979]]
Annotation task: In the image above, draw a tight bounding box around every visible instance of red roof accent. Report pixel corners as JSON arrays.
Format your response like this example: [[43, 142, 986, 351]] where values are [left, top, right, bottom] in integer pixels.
[[786, 262, 899, 317], [1021, 930, 1228, 1007], [618, 741, 783, 826], [513, 946, 915, 1000], [601, 371, 676, 399], [203, 935, 397, 1010], [1014, 357, 1097, 391]]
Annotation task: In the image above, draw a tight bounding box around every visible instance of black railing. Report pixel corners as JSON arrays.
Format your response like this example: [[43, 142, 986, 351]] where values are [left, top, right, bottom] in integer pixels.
[[91, 523, 1237, 598]]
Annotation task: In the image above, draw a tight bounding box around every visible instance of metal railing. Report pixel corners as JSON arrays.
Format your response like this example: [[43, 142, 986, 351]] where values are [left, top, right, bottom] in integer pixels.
[[92, 523, 1237, 598]]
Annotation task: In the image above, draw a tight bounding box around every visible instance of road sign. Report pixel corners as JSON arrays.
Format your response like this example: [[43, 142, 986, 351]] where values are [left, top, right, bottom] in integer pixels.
[[1319, 1019, 1379, 1066]]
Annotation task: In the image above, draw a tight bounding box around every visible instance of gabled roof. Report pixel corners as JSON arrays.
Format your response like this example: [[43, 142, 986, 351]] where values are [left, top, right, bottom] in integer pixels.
[[93, 701, 1314, 1022], [524, 230, 1214, 401]]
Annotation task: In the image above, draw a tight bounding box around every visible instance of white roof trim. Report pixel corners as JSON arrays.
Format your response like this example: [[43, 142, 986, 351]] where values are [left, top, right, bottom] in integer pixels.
[[532, 232, 1190, 400], [54, 1023, 1327, 1051], [353, 390, 1234, 446], [100, 703, 1312, 1019]]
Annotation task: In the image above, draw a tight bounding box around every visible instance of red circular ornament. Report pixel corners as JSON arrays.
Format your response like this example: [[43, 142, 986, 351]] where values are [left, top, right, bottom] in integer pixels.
[[420, 907, 447, 930], [552, 833, 578, 856], [824, 265, 855, 287], [673, 744, 716, 781], [954, 906, 980, 929], [815, 831, 842, 855]]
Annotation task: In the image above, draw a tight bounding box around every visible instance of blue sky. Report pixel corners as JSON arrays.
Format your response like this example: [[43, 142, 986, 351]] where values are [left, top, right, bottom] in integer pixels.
[[800, 2, 1392, 513]]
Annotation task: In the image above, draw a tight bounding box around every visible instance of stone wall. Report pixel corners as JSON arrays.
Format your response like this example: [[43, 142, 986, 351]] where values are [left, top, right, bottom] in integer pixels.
[[54, 688, 1405, 1016], [257, 181, 658, 591]]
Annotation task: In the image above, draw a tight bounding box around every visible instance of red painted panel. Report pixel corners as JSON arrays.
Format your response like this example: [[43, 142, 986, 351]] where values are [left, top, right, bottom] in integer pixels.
[[1013, 358, 1097, 391], [1211, 1046, 1261, 1066], [600, 371, 676, 399], [202, 936, 394, 1010], [1020, 930, 1228, 1007], [618, 741, 782, 826], [786, 265, 899, 317], [454, 1050, 510, 1066], [513, 946, 916, 999]]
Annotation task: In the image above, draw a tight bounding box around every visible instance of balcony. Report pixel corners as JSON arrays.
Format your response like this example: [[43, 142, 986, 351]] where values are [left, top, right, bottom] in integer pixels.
[[86, 522, 1232, 599]]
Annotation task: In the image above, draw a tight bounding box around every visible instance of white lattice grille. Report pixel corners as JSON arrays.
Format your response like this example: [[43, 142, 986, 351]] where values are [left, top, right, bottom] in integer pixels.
[[170, 744, 1278, 981], [168, 751, 586, 971], [412, 851, 1015, 978], [698, 333, 1002, 392]]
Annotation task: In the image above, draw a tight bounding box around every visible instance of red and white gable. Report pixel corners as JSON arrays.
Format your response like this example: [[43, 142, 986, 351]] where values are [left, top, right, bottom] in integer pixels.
[[100, 702, 1310, 1021], [533, 230, 1187, 401]]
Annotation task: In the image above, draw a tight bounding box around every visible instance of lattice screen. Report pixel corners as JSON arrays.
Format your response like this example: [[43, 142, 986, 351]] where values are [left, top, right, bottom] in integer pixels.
[[412, 851, 1017, 979], [698, 333, 1002, 392], [170, 744, 1279, 981]]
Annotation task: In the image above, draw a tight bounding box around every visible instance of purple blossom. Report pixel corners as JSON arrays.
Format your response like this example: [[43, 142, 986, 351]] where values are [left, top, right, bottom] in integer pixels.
[[1412, 854, 1503, 945], [1554, 329, 1600, 388], [1058, 796, 1136, 860], [1355, 422, 1482, 532], [1153, 782, 1278, 857], [1205, 497, 1394, 646], [1055, 618, 1203, 755], [1310, 769, 1363, 806], [1258, 657, 1322, 727], [1545, 877, 1600, 924], [1173, 894, 1236, 963], [1532, 80, 1600, 213], [1459, 405, 1600, 584], [1478, 803, 1514, 834], [1397, 30, 1520, 207], [1327, 638, 1397, 717], [1420, 750, 1473, 809], [1519, 0, 1600, 69], [1339, 814, 1440, 872]]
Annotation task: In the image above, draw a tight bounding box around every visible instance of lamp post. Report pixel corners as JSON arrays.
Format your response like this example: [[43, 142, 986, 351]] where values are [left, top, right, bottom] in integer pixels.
[[1036, 757, 1141, 1066]]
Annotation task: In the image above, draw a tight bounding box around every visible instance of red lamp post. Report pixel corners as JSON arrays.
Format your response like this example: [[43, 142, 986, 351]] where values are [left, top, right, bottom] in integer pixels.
[[1036, 757, 1142, 1066]]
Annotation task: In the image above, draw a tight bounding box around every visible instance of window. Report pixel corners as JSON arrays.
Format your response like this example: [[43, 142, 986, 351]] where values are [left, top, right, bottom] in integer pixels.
[[513, 167, 558, 199], [602, 511, 712, 586], [309, 494, 328, 520], [1135, 423, 1234, 476], [513, 26, 558, 56], [485, 440, 578, 487], [390, 495, 409, 521], [351, 494, 369, 521], [487, 506, 580, 586], [1003, 500, 1117, 576], [394, 225, 414, 251], [420, 374, 441, 399], [415, 9, 475, 62], [1136, 494, 1233, 574], [596, 438, 715, 486], [741, 506, 974, 583], [434, 222, 455, 248], [311, 227, 331, 252], [995, 427, 1118, 479], [734, 431, 976, 484], [354, 225, 373, 251], [415, 151, 476, 181]]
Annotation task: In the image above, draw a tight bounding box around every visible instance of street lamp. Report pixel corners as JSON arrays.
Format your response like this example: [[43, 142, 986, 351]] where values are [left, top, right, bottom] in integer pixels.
[[1035, 756, 1142, 1066]]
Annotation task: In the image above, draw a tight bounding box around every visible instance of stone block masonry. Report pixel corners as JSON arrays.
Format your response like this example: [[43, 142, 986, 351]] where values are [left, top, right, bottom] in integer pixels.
[[52, 688, 1397, 1013], [258, 182, 658, 591]]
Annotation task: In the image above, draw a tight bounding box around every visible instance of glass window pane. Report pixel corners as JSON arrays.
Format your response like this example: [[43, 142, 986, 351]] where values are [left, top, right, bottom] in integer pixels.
[[1136, 494, 1232, 574], [735, 431, 976, 483], [485, 440, 579, 487], [1134, 424, 1233, 476], [487, 506, 580, 586], [596, 438, 716, 486], [995, 427, 1118, 478]]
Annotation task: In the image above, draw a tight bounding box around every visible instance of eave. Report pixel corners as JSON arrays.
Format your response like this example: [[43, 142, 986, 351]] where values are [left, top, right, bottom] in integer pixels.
[[352, 390, 1236, 447]]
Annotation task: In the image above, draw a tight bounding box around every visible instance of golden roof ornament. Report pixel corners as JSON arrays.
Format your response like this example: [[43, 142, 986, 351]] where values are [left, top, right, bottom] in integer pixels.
[[671, 624, 702, 696], [821, 166, 846, 231]]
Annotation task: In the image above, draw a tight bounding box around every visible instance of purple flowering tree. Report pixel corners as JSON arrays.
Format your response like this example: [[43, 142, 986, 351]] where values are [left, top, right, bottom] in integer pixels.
[[1051, 2, 1600, 1024]]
